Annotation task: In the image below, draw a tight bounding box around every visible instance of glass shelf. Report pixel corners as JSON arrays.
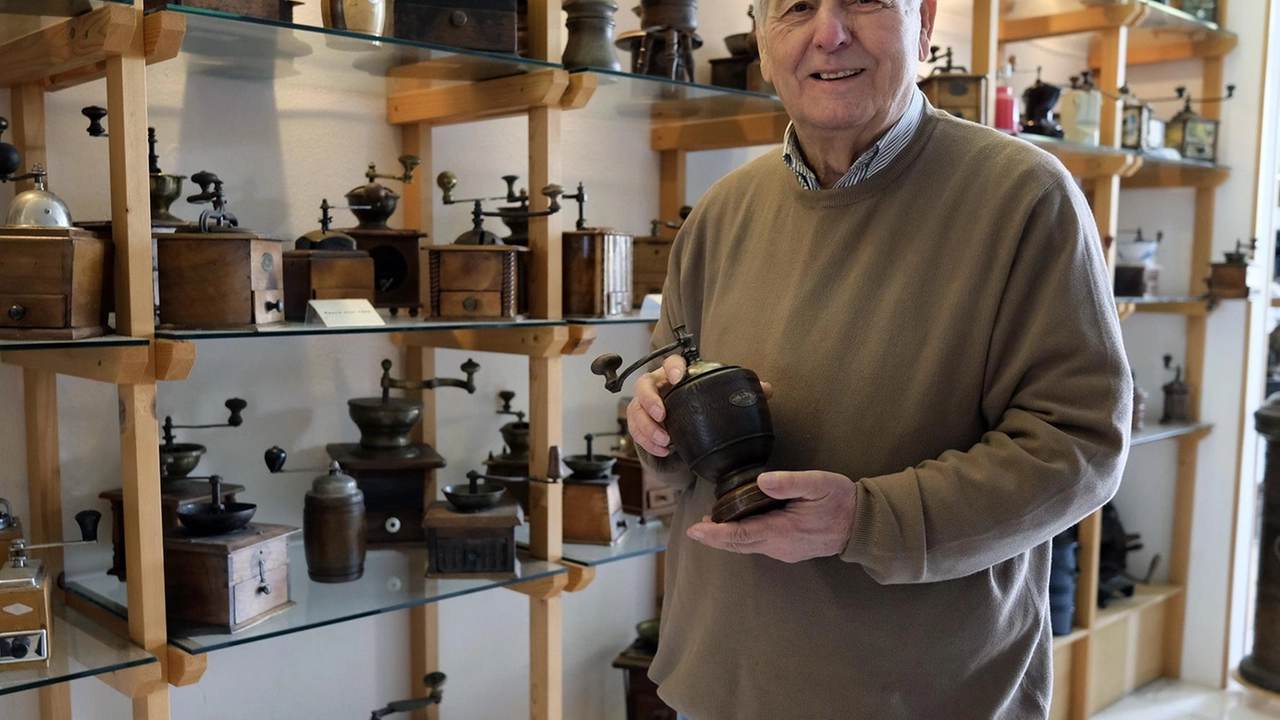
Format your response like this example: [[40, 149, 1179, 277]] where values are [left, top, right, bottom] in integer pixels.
[[566, 312, 661, 326], [153, 316, 563, 341], [152, 3, 556, 85], [1133, 0, 1223, 34], [573, 68, 783, 126], [1018, 134, 1129, 158], [0, 606, 156, 697], [1131, 421, 1212, 446], [0, 335, 149, 352], [66, 541, 566, 654], [1116, 295, 1205, 304], [516, 515, 669, 567]]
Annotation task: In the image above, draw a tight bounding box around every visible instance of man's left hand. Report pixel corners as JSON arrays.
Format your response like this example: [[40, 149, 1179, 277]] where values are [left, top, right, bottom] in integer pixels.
[[686, 471, 859, 563]]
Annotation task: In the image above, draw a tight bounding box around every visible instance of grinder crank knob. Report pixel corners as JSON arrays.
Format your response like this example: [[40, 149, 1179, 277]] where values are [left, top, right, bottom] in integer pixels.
[[8, 636, 30, 659], [542, 184, 565, 213], [436, 171, 458, 203], [81, 106, 108, 138], [423, 671, 447, 699], [397, 154, 420, 181], [459, 359, 480, 393], [74, 510, 102, 543], [225, 398, 248, 427], [590, 354, 624, 391], [264, 446, 288, 473]]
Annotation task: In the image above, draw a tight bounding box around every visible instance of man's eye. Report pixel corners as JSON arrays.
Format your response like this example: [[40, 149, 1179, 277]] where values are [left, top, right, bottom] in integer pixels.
[[786, 1, 813, 13]]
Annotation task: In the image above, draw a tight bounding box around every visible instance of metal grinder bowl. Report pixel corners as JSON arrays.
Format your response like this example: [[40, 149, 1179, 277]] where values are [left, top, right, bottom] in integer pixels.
[[160, 443, 206, 480], [347, 396, 423, 452]]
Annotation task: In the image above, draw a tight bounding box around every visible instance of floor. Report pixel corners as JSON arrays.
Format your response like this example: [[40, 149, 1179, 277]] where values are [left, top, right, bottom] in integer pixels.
[[1094, 679, 1280, 719]]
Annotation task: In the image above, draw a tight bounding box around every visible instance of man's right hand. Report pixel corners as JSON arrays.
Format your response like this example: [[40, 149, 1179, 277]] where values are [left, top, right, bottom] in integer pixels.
[[627, 355, 772, 458]]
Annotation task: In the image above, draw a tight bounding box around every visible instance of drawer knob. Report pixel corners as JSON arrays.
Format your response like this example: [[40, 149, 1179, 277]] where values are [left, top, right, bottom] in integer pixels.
[[8, 636, 30, 659], [7, 305, 26, 322], [385, 517, 402, 534], [257, 557, 272, 595], [462, 297, 478, 312], [450, 9, 468, 26], [264, 299, 283, 314]]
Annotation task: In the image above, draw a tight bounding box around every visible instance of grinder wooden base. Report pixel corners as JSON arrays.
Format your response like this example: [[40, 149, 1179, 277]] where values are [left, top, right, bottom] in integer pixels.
[[326, 443, 445, 546], [712, 481, 785, 524], [564, 477, 626, 545], [163, 523, 298, 634], [101, 480, 245, 581], [424, 497, 520, 579]]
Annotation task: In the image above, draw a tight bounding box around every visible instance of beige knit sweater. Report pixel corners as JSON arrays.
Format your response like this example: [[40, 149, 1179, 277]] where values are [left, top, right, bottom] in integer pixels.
[[639, 107, 1131, 720]]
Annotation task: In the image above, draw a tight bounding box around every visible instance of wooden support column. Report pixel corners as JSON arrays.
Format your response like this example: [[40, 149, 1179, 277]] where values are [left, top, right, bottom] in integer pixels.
[[1074, 510, 1101, 630], [10, 83, 45, 194], [659, 150, 686, 233], [1164, 434, 1203, 678], [1096, 28, 1128, 148], [1091, 177, 1121, 271], [406, 342, 439, 720], [971, 0, 999, 130], [1069, 636, 1092, 720], [529, 105, 563, 320]]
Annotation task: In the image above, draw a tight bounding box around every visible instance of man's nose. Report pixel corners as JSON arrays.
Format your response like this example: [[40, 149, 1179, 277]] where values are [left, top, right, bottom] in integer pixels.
[[812, 6, 854, 52]]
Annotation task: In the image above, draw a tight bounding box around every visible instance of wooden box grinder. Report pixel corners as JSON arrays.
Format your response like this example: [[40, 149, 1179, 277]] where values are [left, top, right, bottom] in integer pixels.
[[424, 496, 521, 579], [565, 477, 626, 545], [563, 228, 633, 318], [614, 456, 681, 521], [343, 228, 426, 316], [327, 443, 446, 546], [393, 0, 518, 53], [0, 227, 112, 340], [143, 0, 301, 21], [157, 232, 284, 328], [100, 480, 246, 581], [631, 235, 672, 308], [163, 523, 298, 633], [918, 73, 988, 125], [282, 249, 375, 322], [428, 245, 525, 319], [0, 564, 51, 671]]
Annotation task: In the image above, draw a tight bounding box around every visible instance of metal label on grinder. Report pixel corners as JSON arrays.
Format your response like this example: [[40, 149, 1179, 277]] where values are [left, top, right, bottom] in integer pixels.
[[2, 603, 33, 617], [729, 390, 758, 407]]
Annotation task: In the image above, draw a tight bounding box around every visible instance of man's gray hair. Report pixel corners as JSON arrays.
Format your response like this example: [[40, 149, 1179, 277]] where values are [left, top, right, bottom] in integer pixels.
[[752, 0, 919, 29]]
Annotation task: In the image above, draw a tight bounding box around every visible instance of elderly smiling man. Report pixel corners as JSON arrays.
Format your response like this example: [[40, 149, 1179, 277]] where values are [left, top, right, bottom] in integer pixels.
[[625, 0, 1133, 719]]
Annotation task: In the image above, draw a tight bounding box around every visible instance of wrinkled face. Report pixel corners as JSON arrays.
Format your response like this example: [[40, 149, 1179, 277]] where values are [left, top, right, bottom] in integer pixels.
[[759, 0, 935, 137]]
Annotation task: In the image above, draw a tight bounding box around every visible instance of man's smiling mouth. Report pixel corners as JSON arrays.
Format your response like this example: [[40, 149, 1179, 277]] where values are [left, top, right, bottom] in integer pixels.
[[812, 69, 865, 81]]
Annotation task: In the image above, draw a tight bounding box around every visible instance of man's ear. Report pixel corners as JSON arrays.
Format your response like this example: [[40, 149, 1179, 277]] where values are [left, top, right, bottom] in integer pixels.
[[758, 30, 773, 84], [918, 0, 938, 61]]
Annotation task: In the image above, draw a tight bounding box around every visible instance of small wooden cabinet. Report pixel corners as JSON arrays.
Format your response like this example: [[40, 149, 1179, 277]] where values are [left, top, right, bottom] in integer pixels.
[[282, 249, 375, 321], [424, 496, 520, 579], [0, 227, 112, 340], [427, 245, 524, 319], [157, 233, 284, 329], [163, 524, 298, 633]]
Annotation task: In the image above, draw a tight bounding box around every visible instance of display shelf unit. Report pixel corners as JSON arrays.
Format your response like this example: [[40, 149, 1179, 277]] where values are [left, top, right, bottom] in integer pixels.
[[516, 515, 669, 567], [981, 0, 1234, 716], [0, 606, 159, 699]]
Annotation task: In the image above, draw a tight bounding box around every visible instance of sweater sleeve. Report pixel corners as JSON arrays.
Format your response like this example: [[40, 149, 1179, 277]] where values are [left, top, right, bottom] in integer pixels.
[[841, 174, 1132, 584]]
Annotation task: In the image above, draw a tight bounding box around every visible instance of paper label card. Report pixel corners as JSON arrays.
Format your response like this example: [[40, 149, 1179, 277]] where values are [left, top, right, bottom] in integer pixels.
[[304, 299, 386, 327]]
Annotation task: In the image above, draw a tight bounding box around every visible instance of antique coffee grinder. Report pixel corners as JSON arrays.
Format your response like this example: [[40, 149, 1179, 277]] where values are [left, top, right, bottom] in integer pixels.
[[0, 509, 100, 671], [1156, 84, 1235, 163], [431, 171, 567, 318], [371, 673, 447, 719], [424, 468, 521, 578], [709, 6, 767, 93], [562, 433, 628, 544], [918, 46, 988, 124], [338, 156, 425, 316], [632, 206, 689, 307], [394, 0, 518, 53], [611, 400, 681, 522], [633, 0, 699, 81], [1131, 370, 1148, 433], [0, 499, 21, 561], [81, 106, 190, 229], [1120, 87, 1167, 154], [483, 390, 532, 511], [158, 397, 248, 483], [1058, 71, 1103, 146], [592, 325, 781, 523], [328, 358, 479, 545], [264, 447, 366, 583], [1160, 354, 1192, 425], [563, 0, 622, 71], [1240, 395, 1280, 692], [1021, 68, 1064, 138], [0, 118, 113, 340], [162, 475, 299, 634], [1207, 239, 1255, 300], [284, 199, 376, 321], [155, 171, 286, 328], [143, 0, 303, 21], [561, 182, 634, 318], [1113, 229, 1162, 298]]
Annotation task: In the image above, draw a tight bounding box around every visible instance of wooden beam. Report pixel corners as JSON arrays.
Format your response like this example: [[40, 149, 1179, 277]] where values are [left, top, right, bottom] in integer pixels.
[[118, 384, 168, 653], [999, 3, 1146, 43], [651, 112, 789, 152], [96, 657, 166, 699], [10, 83, 45, 194], [166, 647, 207, 687], [2, 344, 151, 384], [45, 10, 188, 93], [1131, 301, 1210, 317], [529, 0, 561, 63], [38, 685, 71, 720], [1095, 28, 1128, 149], [1075, 510, 1101, 630], [1122, 163, 1231, 189], [508, 572, 569, 599], [563, 563, 597, 593], [530, 595, 563, 720], [1091, 176, 1121, 271], [24, 369, 64, 585], [659, 150, 687, 230], [0, 4, 136, 88], [529, 357, 564, 563], [393, 325, 579, 357], [107, 38, 154, 339], [560, 72, 597, 110], [1110, 31, 1239, 66], [530, 104, 563, 320], [387, 70, 569, 126], [154, 340, 196, 382], [405, 344, 439, 720], [971, 0, 999, 129], [1069, 636, 1093, 720], [65, 591, 129, 638]]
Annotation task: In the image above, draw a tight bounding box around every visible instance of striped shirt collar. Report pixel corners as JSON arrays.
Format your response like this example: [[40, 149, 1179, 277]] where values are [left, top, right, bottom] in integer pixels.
[[782, 88, 926, 190]]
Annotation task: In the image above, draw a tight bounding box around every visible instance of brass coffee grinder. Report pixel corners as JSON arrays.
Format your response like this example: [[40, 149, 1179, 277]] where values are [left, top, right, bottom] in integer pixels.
[[425, 468, 521, 579], [562, 433, 628, 544], [592, 325, 781, 523], [328, 358, 480, 545], [430, 171, 567, 318], [483, 390, 532, 511], [265, 447, 366, 583], [918, 45, 988, 125], [1161, 354, 1192, 425], [1207, 239, 1256, 300], [560, 181, 634, 318], [0, 509, 101, 671], [339, 156, 426, 316], [0, 117, 113, 340], [562, 0, 622, 71]]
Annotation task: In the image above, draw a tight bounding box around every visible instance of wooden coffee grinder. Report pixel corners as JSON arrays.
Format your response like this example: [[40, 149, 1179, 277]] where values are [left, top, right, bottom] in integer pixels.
[[1207, 238, 1256, 300], [328, 358, 480, 545], [918, 46, 988, 125], [0, 117, 112, 340], [340, 157, 427, 316], [611, 399, 681, 522], [562, 433, 628, 545], [0, 510, 101, 671], [284, 199, 376, 322], [560, 182, 634, 318], [482, 390, 532, 512], [0, 500, 22, 562], [424, 468, 521, 579], [1160, 354, 1192, 425], [264, 447, 367, 584], [632, 206, 688, 307]]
